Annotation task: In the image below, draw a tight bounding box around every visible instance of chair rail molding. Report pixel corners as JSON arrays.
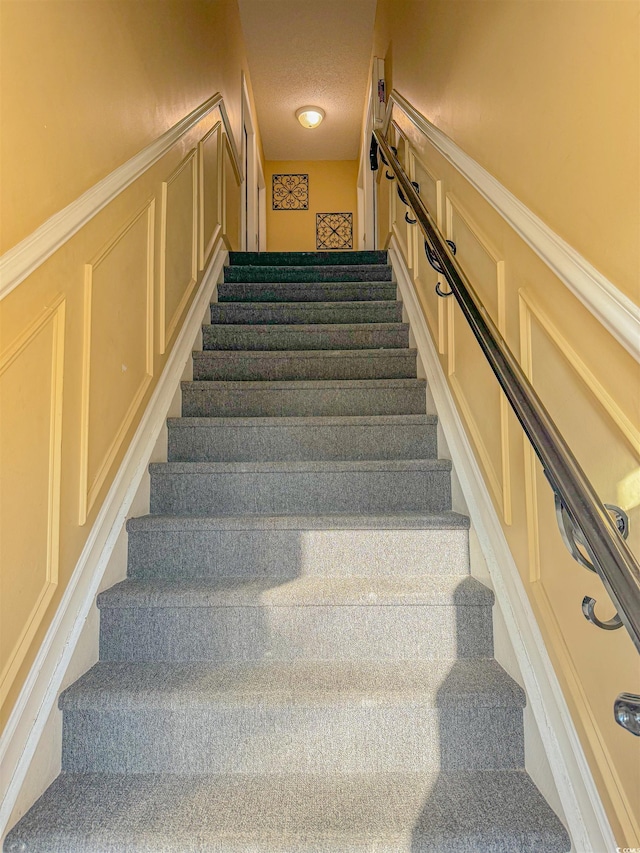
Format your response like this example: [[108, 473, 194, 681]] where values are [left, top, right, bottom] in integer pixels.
[[0, 94, 241, 302], [386, 90, 640, 364]]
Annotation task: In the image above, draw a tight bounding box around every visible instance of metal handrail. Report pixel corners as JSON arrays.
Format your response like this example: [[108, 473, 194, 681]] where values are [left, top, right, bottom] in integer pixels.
[[372, 129, 640, 659]]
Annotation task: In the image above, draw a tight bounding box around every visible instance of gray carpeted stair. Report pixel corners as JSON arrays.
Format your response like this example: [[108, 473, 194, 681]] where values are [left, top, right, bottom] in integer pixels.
[[167, 414, 438, 461], [223, 264, 393, 283], [192, 348, 418, 381], [217, 280, 397, 302], [126, 512, 470, 579], [4, 250, 570, 852], [209, 299, 403, 324], [148, 458, 453, 515], [182, 377, 427, 417], [203, 322, 409, 350]]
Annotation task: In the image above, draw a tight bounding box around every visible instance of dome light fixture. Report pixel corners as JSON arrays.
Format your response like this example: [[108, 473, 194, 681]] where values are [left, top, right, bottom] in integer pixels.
[[296, 106, 325, 129]]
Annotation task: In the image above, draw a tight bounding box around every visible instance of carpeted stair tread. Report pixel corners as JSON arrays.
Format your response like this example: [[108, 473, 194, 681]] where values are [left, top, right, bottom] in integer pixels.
[[127, 510, 469, 531], [167, 412, 434, 460], [217, 281, 397, 302], [210, 299, 403, 324], [181, 378, 427, 418], [148, 458, 452, 514], [3, 771, 570, 853], [184, 376, 424, 390], [202, 322, 409, 351], [60, 659, 524, 710], [191, 347, 417, 381], [223, 264, 393, 283], [228, 250, 388, 266], [167, 413, 437, 428], [193, 347, 416, 360], [125, 512, 472, 580], [149, 458, 452, 474], [97, 574, 494, 609]]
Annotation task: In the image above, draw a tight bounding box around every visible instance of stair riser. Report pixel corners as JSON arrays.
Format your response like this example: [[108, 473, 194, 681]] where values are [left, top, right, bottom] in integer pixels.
[[99, 604, 494, 661], [128, 528, 470, 579], [62, 706, 523, 774], [210, 302, 403, 324], [228, 251, 388, 266], [182, 383, 426, 418], [149, 469, 451, 515], [202, 325, 409, 351], [223, 265, 393, 283], [217, 283, 397, 302], [167, 420, 434, 462], [191, 351, 417, 382]]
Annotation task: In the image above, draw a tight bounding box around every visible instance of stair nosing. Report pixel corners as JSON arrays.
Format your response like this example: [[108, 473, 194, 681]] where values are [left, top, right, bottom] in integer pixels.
[[210, 299, 401, 307], [183, 377, 426, 389], [127, 511, 470, 532], [60, 659, 525, 710], [193, 348, 416, 360], [96, 575, 495, 610], [218, 278, 398, 292], [149, 458, 452, 474], [167, 414, 437, 428], [5, 770, 570, 853], [204, 322, 408, 330]]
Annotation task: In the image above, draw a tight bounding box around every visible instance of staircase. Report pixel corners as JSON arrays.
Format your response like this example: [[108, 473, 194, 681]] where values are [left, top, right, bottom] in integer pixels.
[[4, 251, 570, 852]]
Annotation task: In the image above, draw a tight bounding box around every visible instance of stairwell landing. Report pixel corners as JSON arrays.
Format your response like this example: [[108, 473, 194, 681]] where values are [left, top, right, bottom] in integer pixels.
[[4, 251, 570, 852]]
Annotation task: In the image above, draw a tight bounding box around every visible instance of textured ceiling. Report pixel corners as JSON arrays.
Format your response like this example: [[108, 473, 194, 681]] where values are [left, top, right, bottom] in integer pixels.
[[238, 0, 377, 161]]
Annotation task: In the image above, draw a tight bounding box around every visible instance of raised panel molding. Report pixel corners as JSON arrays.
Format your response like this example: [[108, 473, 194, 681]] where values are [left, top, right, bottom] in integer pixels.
[[445, 194, 512, 524], [198, 122, 222, 271], [0, 241, 228, 840], [529, 579, 640, 845], [518, 287, 640, 582], [222, 134, 241, 251], [0, 296, 65, 705], [160, 150, 198, 354], [79, 202, 155, 524]]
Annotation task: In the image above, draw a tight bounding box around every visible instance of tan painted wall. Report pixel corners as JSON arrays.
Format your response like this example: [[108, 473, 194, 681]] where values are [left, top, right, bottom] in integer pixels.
[[265, 160, 359, 251], [0, 0, 253, 254], [373, 1, 640, 843], [374, 0, 640, 305], [0, 0, 249, 729]]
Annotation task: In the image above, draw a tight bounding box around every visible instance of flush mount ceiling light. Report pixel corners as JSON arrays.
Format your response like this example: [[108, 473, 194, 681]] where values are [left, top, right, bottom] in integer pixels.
[[296, 106, 325, 129]]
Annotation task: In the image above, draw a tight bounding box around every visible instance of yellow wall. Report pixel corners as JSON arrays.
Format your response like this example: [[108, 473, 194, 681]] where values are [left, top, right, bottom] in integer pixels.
[[0, 0, 252, 254], [373, 1, 640, 843], [265, 160, 359, 251], [374, 0, 640, 305], [0, 0, 249, 729]]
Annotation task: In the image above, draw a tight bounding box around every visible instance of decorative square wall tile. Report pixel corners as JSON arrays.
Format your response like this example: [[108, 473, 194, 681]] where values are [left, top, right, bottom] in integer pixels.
[[316, 212, 353, 249], [272, 174, 309, 210]]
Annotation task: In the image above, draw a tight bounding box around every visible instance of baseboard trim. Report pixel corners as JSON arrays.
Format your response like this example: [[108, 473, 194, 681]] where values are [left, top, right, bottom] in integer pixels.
[[389, 236, 616, 853], [0, 242, 227, 836], [387, 89, 640, 364]]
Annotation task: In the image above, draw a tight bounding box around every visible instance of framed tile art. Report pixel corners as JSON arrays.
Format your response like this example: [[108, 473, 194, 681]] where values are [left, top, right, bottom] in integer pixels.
[[272, 174, 309, 210], [316, 212, 353, 249]]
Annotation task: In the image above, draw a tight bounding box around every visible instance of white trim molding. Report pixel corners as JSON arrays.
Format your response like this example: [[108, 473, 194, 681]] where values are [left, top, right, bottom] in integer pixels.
[[387, 90, 640, 364], [389, 235, 616, 853], [0, 94, 241, 302], [0, 242, 227, 837]]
